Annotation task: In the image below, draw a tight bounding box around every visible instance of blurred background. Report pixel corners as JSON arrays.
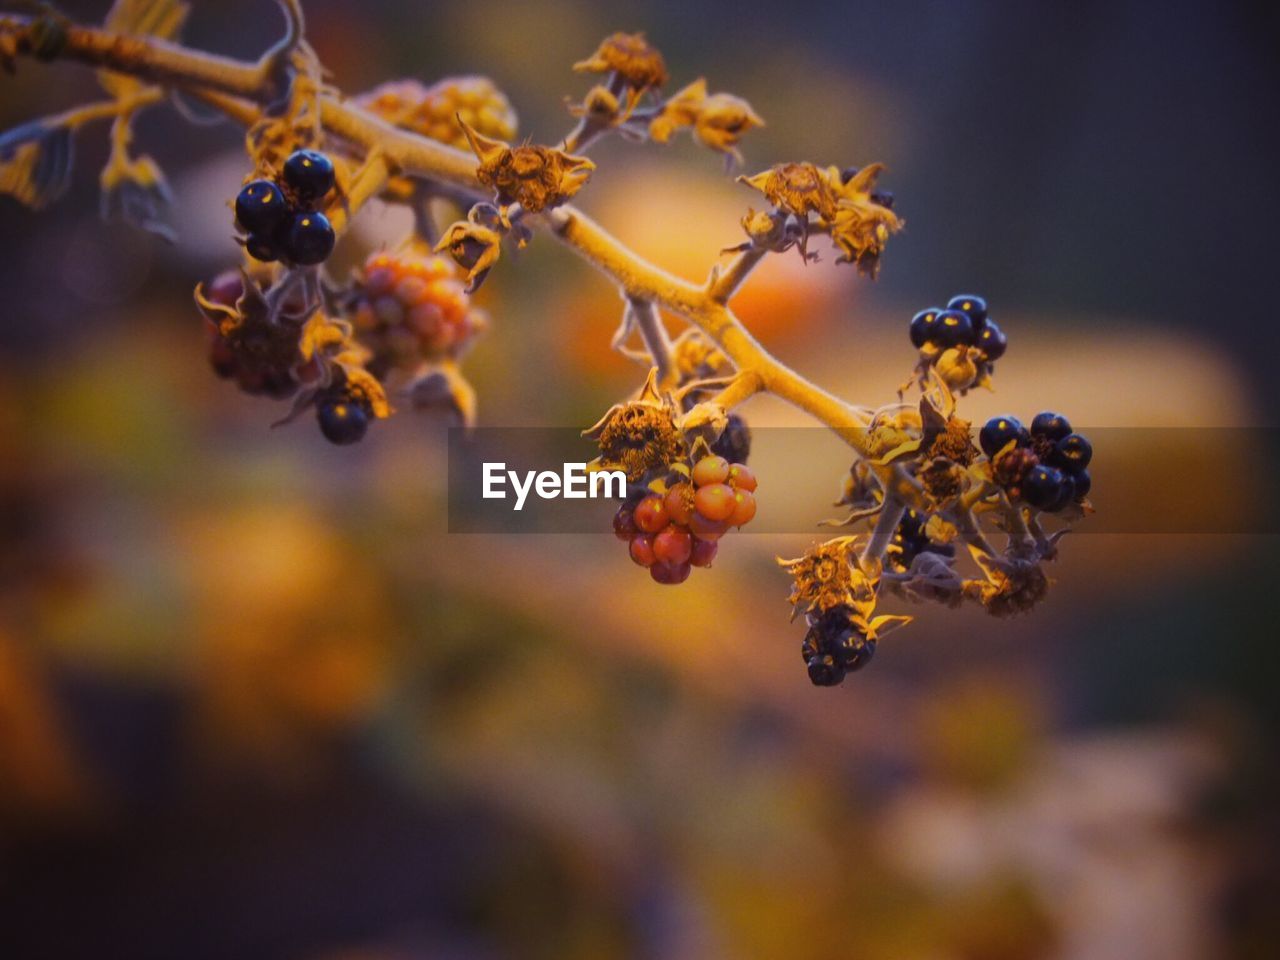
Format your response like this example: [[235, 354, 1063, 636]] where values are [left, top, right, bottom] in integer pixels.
[[1, 1, 1278, 957]]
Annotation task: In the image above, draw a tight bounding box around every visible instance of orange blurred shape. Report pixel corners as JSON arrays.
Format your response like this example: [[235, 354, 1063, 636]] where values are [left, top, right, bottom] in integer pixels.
[[559, 162, 854, 380]]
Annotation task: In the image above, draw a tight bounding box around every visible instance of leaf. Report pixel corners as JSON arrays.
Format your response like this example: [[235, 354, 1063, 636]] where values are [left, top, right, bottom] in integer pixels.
[[0, 121, 73, 210], [99, 0, 189, 99]]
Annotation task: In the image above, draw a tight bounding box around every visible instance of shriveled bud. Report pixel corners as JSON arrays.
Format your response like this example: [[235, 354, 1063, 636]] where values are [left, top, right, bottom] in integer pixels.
[[435, 220, 502, 291], [574, 32, 668, 98], [460, 119, 594, 213]]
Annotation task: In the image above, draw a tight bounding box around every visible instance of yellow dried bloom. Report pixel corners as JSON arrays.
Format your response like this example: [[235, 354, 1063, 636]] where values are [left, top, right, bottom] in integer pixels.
[[823, 163, 903, 276], [778, 539, 878, 618], [574, 32, 668, 102], [583, 369, 687, 481], [739, 162, 838, 221], [460, 120, 594, 213], [649, 79, 763, 165], [435, 219, 502, 291]]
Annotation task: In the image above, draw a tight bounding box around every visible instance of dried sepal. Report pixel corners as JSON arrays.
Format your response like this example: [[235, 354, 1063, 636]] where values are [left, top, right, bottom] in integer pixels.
[[823, 162, 903, 277], [778, 538, 878, 619], [406, 361, 477, 428], [99, 118, 175, 241], [574, 32, 668, 115], [583, 368, 687, 482], [460, 119, 594, 213], [435, 220, 502, 291], [739, 162, 837, 222]]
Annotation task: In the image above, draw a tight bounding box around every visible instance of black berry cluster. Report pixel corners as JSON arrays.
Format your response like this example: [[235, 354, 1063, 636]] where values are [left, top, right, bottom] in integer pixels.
[[908, 294, 1007, 392], [980, 411, 1093, 511], [234, 150, 337, 266], [888, 507, 955, 572], [801, 606, 876, 686]]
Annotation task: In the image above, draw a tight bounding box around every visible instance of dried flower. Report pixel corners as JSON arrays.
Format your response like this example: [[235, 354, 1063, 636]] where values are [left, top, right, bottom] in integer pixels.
[[824, 163, 903, 276], [739, 161, 837, 222], [574, 32, 668, 111], [779, 538, 876, 618], [583, 369, 687, 481], [435, 219, 502, 291], [460, 120, 594, 213], [649, 79, 763, 166]]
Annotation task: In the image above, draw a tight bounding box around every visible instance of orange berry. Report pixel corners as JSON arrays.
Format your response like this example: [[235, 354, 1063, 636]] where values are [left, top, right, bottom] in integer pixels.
[[395, 275, 430, 306], [407, 301, 444, 339], [694, 483, 736, 522], [629, 534, 656, 567], [653, 526, 692, 565], [726, 463, 757, 492], [728, 488, 756, 526], [663, 482, 695, 526], [633, 494, 669, 534], [373, 296, 405, 327], [691, 455, 730, 487]]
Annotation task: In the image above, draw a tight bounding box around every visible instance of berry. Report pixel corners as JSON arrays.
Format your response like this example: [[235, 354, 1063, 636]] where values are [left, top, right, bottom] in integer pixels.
[[1047, 471, 1077, 512], [689, 538, 718, 567], [613, 504, 638, 541], [317, 397, 369, 445], [694, 483, 736, 522], [711, 413, 752, 464], [726, 463, 757, 492], [235, 179, 288, 236], [663, 483, 695, 526], [633, 494, 669, 534], [909, 307, 942, 348], [932, 309, 975, 349], [650, 560, 692, 585], [629, 533, 657, 567], [204, 271, 244, 308], [1030, 411, 1072, 442], [691, 455, 730, 487], [946, 293, 988, 329], [1053, 433, 1093, 472], [284, 211, 336, 265], [1020, 464, 1067, 510], [688, 512, 729, 541], [245, 233, 281, 262], [1072, 468, 1091, 501], [727, 488, 757, 527], [976, 319, 1007, 360], [806, 655, 844, 687], [653, 526, 693, 565], [282, 149, 335, 202], [979, 415, 1027, 458]]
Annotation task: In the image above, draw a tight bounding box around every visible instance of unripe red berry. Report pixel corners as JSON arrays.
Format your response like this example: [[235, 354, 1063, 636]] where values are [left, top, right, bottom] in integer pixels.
[[728, 488, 757, 527], [204, 270, 244, 309], [633, 494, 669, 533], [694, 483, 736, 522], [689, 538, 719, 567], [663, 482, 696, 526], [726, 463, 757, 492], [653, 526, 693, 565], [629, 533, 657, 567], [650, 560, 692, 585], [691, 455, 730, 487], [689, 512, 730, 541], [613, 504, 638, 541]]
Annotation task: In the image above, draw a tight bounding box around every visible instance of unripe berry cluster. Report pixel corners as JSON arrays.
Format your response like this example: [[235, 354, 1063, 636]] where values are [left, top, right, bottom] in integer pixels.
[[348, 249, 486, 369], [908, 294, 1007, 392], [613, 454, 758, 586], [980, 411, 1093, 511], [234, 150, 337, 266]]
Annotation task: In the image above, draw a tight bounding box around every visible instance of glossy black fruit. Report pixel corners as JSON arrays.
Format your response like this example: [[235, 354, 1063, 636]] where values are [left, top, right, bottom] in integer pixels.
[[284, 211, 336, 265], [932, 309, 975, 349], [317, 397, 369, 445], [909, 307, 942, 348], [946, 293, 988, 329], [1053, 433, 1093, 472], [710, 412, 752, 465], [979, 415, 1026, 458], [1031, 411, 1073, 441], [282, 149, 335, 202], [1072, 468, 1091, 500], [1021, 464, 1067, 510], [976, 320, 1007, 360], [235, 179, 288, 237], [244, 233, 280, 262]]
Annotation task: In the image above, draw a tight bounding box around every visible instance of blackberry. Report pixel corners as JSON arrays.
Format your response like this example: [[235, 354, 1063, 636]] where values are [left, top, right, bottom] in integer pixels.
[[711, 412, 752, 464], [1053, 433, 1092, 472], [282, 149, 335, 203], [909, 307, 942, 348], [1021, 464, 1067, 510], [316, 395, 370, 445], [234, 179, 288, 236], [979, 415, 1027, 458], [976, 319, 1007, 360], [1072, 468, 1092, 501], [244, 233, 281, 263], [946, 294, 988, 330], [1030, 411, 1072, 442], [933, 309, 975, 349], [284, 211, 336, 265]]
